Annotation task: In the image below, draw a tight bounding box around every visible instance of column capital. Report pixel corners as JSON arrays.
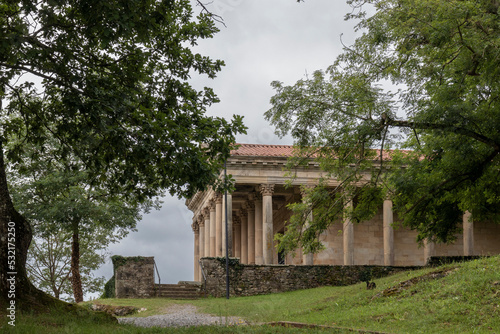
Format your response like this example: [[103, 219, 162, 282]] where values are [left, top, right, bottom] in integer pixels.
[[245, 200, 255, 211], [240, 208, 248, 217], [202, 207, 211, 219], [209, 199, 216, 212], [233, 216, 241, 226], [214, 193, 223, 204], [197, 215, 205, 226], [191, 222, 199, 232], [260, 184, 275, 196]]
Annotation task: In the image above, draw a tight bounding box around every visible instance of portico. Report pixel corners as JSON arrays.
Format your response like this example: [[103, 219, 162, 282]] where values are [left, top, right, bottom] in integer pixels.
[[186, 144, 500, 281]]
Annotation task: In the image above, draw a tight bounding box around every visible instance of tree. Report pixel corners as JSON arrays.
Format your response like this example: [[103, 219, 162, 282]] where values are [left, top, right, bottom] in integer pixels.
[[26, 230, 106, 302], [266, 0, 500, 254], [0, 0, 245, 311], [8, 138, 155, 303]]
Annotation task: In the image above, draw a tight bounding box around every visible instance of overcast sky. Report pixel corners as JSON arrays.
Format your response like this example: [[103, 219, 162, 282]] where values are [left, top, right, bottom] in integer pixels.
[[93, 0, 363, 296]]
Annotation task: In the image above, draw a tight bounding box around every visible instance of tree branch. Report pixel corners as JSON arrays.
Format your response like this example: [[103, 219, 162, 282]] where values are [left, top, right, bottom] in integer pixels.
[[384, 116, 500, 151], [195, 1, 226, 27], [404, 148, 499, 215]]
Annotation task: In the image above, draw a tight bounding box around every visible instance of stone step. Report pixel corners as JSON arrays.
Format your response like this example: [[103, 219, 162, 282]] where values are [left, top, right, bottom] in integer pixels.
[[156, 288, 198, 293], [157, 285, 199, 290], [157, 294, 201, 299], [156, 293, 202, 299], [153, 283, 205, 300]]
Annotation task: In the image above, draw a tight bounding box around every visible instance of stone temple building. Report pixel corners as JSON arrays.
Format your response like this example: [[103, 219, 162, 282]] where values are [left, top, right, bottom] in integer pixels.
[[186, 143, 500, 281]]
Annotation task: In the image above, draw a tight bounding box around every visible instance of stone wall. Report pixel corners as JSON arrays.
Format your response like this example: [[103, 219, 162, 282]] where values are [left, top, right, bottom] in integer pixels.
[[475, 221, 500, 255], [200, 257, 420, 297], [113, 256, 155, 298]]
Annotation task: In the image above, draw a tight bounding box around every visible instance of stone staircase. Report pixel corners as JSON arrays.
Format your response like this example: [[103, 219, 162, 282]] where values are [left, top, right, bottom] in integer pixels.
[[154, 282, 205, 299]]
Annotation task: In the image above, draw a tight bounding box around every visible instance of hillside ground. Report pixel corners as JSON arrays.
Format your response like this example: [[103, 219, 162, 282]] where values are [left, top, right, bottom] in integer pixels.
[[2, 255, 499, 333]]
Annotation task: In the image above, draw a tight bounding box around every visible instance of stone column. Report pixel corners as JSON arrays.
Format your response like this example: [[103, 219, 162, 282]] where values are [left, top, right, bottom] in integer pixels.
[[424, 239, 435, 265], [222, 192, 233, 257], [192, 222, 200, 281], [209, 200, 216, 257], [261, 184, 275, 265], [203, 208, 210, 258], [343, 197, 354, 265], [215, 193, 222, 257], [383, 198, 395, 266], [246, 198, 256, 264], [233, 216, 241, 259], [254, 194, 264, 265], [463, 211, 474, 256], [198, 216, 205, 260], [301, 186, 314, 265], [240, 208, 248, 264]]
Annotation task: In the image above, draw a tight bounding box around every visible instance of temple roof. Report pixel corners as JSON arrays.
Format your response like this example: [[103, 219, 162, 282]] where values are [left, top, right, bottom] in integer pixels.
[[231, 143, 296, 157], [231, 143, 405, 160]]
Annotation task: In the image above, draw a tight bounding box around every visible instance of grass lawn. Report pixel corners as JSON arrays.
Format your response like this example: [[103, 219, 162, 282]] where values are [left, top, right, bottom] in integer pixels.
[[189, 256, 500, 333], [2, 256, 499, 333]]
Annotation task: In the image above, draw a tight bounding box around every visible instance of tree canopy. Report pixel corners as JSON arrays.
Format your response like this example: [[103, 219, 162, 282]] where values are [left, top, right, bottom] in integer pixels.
[[8, 137, 156, 302], [266, 0, 500, 254], [2, 0, 245, 199], [0, 0, 245, 309]]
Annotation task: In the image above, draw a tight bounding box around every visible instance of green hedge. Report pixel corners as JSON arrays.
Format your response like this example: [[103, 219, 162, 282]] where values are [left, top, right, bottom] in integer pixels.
[[100, 275, 115, 299]]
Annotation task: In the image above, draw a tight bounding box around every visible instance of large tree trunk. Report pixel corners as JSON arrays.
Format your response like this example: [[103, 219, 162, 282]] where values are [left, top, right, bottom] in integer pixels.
[[0, 141, 64, 315], [70, 221, 83, 303]]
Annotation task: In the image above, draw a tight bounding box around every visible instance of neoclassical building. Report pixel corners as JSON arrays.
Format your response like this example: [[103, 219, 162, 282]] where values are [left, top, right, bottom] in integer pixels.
[[186, 144, 500, 281]]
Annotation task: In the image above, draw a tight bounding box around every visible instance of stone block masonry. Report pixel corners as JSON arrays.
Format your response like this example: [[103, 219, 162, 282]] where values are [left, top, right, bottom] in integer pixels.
[[111, 255, 480, 299], [200, 257, 420, 298], [113, 256, 155, 298]]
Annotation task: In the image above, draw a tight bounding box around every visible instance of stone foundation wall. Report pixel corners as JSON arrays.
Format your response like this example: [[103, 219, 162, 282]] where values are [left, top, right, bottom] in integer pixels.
[[200, 257, 420, 297], [113, 256, 155, 298]]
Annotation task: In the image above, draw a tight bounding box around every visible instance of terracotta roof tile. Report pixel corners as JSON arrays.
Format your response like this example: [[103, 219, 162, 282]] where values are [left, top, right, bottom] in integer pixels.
[[231, 143, 409, 160], [231, 144, 296, 157]]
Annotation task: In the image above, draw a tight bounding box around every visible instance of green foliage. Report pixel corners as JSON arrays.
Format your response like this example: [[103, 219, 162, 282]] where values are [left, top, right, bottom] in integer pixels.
[[0, 0, 245, 306], [214, 257, 243, 272], [358, 268, 373, 283], [110, 255, 128, 273], [8, 138, 150, 237], [100, 276, 115, 299], [8, 137, 152, 301], [26, 231, 106, 302], [266, 0, 500, 252], [2, 0, 246, 201]]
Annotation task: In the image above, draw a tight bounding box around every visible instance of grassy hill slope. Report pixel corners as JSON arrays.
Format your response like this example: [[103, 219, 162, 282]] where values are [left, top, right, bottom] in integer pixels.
[[3, 256, 500, 333], [191, 255, 500, 333]]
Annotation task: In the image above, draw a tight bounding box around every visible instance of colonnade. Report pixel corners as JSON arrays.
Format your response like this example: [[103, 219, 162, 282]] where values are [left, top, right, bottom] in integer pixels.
[[192, 185, 476, 280], [192, 184, 275, 279]]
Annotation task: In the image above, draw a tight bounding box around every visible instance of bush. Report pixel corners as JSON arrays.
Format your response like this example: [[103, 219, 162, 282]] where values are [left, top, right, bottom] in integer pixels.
[[100, 275, 115, 299]]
